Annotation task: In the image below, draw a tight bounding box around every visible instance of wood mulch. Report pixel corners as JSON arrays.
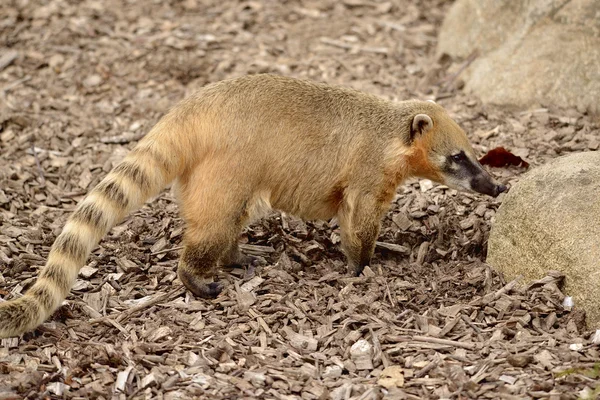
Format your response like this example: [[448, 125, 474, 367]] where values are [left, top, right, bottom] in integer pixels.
[[1, 0, 599, 398]]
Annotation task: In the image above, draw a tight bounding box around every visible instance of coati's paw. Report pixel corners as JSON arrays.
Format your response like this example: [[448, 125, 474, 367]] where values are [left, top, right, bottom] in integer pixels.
[[187, 281, 223, 299], [225, 254, 266, 269], [204, 282, 224, 298], [353, 265, 367, 277], [178, 268, 223, 299]]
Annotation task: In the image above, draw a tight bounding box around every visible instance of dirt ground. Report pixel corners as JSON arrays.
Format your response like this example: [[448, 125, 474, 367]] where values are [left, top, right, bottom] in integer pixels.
[[1, 0, 599, 399]]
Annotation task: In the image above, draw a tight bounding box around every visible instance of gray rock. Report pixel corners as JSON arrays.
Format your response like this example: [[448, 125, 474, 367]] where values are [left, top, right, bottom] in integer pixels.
[[487, 151, 600, 328], [437, 0, 600, 113]]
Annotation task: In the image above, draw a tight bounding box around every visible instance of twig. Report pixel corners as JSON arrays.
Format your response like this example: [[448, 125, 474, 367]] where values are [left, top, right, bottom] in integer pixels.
[[386, 334, 478, 350], [116, 286, 185, 323], [414, 358, 441, 378], [376, 241, 410, 255], [1, 76, 31, 93], [151, 245, 183, 255], [239, 243, 276, 256], [494, 276, 522, 299], [461, 314, 483, 334], [89, 286, 186, 325], [413, 335, 478, 350], [377, 21, 406, 32], [0, 50, 18, 72], [320, 37, 389, 55]]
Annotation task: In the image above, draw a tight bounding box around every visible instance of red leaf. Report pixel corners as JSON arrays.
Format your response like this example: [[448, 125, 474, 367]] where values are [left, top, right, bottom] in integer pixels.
[[479, 147, 529, 169]]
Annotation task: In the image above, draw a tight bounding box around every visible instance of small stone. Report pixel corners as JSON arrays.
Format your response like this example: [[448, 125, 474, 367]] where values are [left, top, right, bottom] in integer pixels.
[[419, 179, 433, 192], [284, 327, 318, 352], [46, 382, 69, 396], [350, 339, 373, 370], [48, 54, 64, 69], [243, 371, 266, 386], [563, 296, 574, 309], [187, 351, 199, 366], [569, 343, 584, 351], [322, 365, 343, 379], [83, 74, 102, 87], [129, 120, 143, 131], [507, 354, 533, 368]]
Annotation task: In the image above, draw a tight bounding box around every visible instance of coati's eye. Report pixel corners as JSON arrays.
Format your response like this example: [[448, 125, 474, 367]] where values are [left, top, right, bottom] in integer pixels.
[[451, 152, 465, 163]]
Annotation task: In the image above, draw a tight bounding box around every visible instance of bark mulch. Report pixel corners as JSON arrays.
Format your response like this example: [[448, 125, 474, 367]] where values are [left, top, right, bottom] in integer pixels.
[[1, 0, 599, 399]]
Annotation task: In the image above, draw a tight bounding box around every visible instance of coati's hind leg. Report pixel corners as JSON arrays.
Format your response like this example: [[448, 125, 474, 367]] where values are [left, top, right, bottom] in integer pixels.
[[337, 193, 386, 276], [178, 236, 232, 298], [176, 167, 252, 299]]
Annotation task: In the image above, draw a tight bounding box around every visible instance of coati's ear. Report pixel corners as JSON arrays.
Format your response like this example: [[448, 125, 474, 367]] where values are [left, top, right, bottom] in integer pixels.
[[410, 114, 433, 141]]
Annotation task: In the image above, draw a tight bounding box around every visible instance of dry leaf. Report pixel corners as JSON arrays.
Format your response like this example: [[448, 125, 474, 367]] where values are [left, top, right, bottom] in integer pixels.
[[378, 366, 405, 389], [479, 147, 530, 168]]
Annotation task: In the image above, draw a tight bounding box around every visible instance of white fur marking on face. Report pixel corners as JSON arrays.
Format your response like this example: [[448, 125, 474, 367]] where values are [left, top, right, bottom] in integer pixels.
[[426, 99, 436, 104]]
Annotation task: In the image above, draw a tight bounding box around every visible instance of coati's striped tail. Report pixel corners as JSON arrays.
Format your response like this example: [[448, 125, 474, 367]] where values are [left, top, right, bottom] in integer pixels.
[[0, 118, 188, 338]]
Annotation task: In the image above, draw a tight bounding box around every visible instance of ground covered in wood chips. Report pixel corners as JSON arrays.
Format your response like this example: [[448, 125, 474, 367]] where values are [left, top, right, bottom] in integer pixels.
[[1, 0, 600, 399]]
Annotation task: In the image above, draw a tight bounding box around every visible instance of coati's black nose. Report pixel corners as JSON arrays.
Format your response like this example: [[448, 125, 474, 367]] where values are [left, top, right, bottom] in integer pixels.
[[494, 184, 508, 197], [470, 174, 507, 197]]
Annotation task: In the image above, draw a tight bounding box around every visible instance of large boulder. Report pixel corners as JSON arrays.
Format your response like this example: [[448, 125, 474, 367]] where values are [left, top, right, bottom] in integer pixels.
[[437, 0, 600, 113], [487, 151, 600, 328]]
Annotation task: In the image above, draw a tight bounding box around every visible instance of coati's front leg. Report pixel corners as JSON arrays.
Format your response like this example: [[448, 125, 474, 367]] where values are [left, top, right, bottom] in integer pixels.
[[338, 194, 385, 276]]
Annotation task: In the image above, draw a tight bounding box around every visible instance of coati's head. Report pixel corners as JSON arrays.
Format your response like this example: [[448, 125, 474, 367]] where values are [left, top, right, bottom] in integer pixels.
[[405, 101, 507, 197]]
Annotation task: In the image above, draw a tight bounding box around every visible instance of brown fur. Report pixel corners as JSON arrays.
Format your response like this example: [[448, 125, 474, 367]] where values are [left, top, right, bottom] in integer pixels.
[[0, 74, 492, 338]]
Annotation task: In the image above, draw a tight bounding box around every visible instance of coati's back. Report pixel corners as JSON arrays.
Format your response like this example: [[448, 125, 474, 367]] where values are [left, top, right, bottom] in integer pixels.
[[187, 75, 409, 218]]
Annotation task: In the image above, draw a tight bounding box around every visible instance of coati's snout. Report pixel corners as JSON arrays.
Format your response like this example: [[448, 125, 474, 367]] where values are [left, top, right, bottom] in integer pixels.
[[466, 167, 507, 197], [442, 150, 507, 197], [408, 109, 507, 198]]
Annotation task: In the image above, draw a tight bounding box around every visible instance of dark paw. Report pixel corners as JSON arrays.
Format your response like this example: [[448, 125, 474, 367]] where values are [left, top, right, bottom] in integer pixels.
[[179, 268, 223, 299], [250, 255, 267, 267], [226, 254, 266, 269], [353, 265, 366, 277], [187, 281, 223, 299], [204, 282, 223, 298]]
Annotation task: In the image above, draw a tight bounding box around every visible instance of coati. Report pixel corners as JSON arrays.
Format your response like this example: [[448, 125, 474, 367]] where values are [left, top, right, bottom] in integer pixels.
[[0, 74, 506, 338]]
